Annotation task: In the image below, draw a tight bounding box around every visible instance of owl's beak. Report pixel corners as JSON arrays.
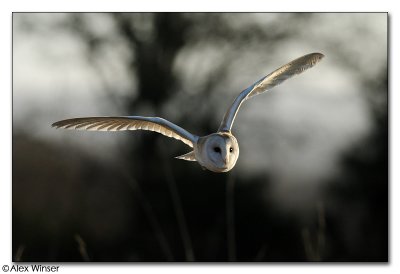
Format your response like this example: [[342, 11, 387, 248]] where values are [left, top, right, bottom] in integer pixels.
[[223, 155, 229, 165]]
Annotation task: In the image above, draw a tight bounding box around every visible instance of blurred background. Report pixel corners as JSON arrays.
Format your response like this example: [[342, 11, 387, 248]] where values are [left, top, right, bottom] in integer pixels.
[[12, 13, 388, 262]]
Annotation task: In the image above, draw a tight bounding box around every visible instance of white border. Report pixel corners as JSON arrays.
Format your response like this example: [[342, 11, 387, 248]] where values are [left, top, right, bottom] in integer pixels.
[[1, 1, 398, 273]]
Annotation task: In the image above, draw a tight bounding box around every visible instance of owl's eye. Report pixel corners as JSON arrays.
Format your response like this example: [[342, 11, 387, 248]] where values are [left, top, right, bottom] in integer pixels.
[[214, 147, 221, 153], [229, 147, 233, 153]]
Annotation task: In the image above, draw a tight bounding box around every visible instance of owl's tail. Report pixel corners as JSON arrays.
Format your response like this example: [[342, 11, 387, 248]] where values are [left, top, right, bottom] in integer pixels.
[[175, 151, 196, 161]]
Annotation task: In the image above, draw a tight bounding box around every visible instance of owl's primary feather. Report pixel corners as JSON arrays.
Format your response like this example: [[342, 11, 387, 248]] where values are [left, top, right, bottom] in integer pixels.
[[53, 53, 324, 172], [218, 53, 324, 132], [52, 116, 198, 148]]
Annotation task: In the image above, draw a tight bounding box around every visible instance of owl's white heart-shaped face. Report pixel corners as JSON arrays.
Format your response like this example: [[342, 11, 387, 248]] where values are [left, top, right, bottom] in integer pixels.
[[196, 133, 239, 173]]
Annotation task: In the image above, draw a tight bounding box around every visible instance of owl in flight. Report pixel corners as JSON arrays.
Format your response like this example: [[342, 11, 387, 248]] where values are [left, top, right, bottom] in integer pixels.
[[53, 53, 324, 172]]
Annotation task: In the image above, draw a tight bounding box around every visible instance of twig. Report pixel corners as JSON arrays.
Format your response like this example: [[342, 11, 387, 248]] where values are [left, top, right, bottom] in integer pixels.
[[253, 245, 267, 262], [109, 135, 175, 261], [162, 156, 196, 262], [302, 228, 317, 261], [124, 174, 175, 261], [302, 202, 326, 261], [74, 234, 90, 262], [226, 172, 236, 261], [317, 202, 326, 258], [14, 245, 25, 262]]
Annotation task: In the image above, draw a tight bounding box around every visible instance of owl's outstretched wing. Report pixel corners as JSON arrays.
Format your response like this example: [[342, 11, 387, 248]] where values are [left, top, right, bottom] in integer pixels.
[[52, 116, 198, 148], [218, 53, 324, 132]]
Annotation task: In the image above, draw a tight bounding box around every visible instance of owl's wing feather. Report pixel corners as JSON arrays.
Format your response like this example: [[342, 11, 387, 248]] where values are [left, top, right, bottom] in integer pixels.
[[52, 116, 198, 148], [218, 53, 324, 132]]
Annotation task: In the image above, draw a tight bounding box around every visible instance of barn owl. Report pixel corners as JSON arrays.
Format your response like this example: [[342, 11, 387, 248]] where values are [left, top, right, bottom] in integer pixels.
[[52, 52, 324, 172]]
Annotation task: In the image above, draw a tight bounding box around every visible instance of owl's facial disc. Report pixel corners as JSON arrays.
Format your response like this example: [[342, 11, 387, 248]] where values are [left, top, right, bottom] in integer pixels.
[[200, 133, 239, 172]]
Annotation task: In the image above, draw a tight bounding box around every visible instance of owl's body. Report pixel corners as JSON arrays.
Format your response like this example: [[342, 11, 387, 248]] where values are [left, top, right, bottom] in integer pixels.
[[52, 53, 324, 172]]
